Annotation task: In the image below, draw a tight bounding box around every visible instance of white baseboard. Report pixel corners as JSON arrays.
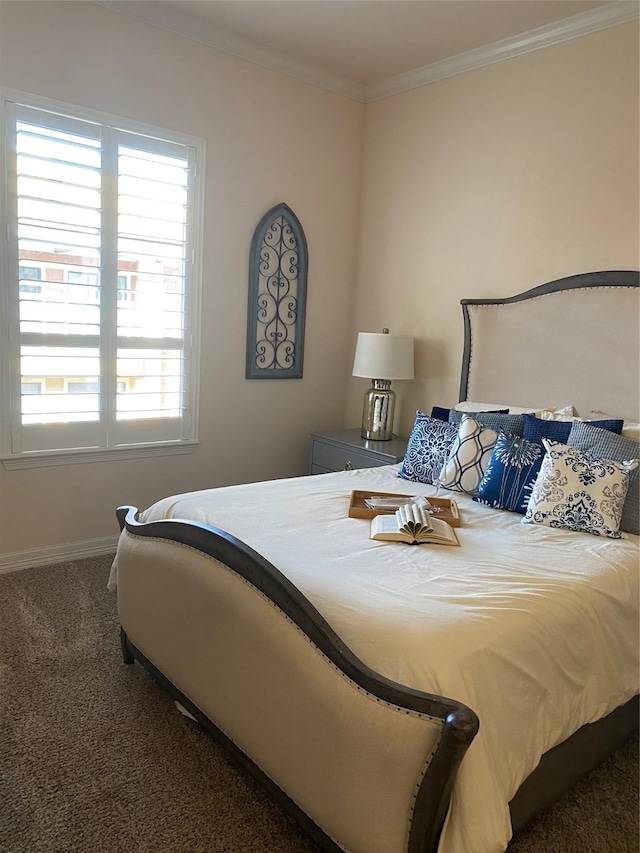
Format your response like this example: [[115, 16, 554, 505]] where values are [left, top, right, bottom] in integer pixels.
[[0, 535, 120, 574]]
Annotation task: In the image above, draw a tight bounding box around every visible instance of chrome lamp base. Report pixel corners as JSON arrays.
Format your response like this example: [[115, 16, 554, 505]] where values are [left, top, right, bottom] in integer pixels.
[[361, 379, 395, 441]]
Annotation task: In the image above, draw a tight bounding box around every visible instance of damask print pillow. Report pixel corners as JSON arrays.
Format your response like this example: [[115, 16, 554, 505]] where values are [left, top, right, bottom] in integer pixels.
[[398, 413, 458, 484], [438, 415, 499, 495], [567, 421, 640, 535], [523, 439, 638, 538], [474, 434, 544, 514]]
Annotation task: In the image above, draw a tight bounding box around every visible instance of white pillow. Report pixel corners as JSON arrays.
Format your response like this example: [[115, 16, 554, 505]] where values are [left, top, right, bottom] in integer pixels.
[[438, 415, 499, 494], [523, 439, 638, 539], [454, 401, 513, 413], [537, 407, 635, 424], [535, 404, 576, 417], [622, 422, 640, 442]]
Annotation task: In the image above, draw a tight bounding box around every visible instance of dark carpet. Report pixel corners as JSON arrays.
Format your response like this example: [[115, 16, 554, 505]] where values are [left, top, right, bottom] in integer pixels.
[[0, 556, 637, 853]]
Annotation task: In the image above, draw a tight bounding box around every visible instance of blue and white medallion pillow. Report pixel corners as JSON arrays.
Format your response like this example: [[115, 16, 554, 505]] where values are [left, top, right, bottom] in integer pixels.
[[474, 434, 544, 514], [438, 415, 499, 494], [523, 439, 639, 538], [398, 412, 458, 484]]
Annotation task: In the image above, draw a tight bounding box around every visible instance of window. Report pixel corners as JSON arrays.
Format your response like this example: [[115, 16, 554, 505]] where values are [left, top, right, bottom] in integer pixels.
[[19, 264, 42, 294], [1, 92, 204, 466]]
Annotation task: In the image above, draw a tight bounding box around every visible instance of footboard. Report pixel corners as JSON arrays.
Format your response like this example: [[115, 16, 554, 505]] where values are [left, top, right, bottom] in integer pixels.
[[115, 506, 479, 853]]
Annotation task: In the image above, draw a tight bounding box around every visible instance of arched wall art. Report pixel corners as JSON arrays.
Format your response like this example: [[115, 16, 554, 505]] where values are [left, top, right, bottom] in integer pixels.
[[246, 202, 308, 379]]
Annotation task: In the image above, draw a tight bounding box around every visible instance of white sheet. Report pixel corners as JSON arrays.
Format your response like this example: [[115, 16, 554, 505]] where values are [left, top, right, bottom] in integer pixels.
[[111, 465, 639, 853]]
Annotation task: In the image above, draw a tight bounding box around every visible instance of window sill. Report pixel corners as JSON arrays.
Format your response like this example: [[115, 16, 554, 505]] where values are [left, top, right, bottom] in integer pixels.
[[1, 440, 198, 470]]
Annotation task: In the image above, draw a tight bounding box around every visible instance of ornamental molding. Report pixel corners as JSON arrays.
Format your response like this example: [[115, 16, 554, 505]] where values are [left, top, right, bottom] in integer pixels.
[[365, 1, 640, 102], [95, 1, 638, 102]]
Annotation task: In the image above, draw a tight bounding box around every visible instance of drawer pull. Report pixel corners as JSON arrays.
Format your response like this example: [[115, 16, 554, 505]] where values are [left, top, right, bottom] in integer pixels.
[[343, 460, 353, 471]]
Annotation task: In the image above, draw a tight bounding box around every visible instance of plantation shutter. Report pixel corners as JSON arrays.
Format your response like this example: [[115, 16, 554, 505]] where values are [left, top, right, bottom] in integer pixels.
[[10, 105, 104, 452], [114, 131, 194, 446], [3, 97, 200, 459]]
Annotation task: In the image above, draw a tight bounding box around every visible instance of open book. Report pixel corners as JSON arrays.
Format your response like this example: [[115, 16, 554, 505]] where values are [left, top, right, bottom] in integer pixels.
[[370, 502, 459, 546]]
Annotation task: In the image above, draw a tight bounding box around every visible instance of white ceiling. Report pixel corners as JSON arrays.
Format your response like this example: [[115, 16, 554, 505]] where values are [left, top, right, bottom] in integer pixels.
[[99, 1, 637, 99]]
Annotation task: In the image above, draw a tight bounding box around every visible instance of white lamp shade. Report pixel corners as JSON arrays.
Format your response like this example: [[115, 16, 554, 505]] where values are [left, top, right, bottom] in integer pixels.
[[352, 332, 414, 380]]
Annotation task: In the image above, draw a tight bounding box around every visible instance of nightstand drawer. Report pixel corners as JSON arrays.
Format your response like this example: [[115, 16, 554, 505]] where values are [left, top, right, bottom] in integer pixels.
[[312, 440, 387, 472], [310, 463, 333, 475], [309, 429, 407, 475]]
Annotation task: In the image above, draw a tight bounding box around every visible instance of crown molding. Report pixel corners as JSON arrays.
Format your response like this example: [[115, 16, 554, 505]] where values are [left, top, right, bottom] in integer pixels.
[[93, 1, 365, 100], [365, 1, 639, 102], [95, 1, 638, 104]]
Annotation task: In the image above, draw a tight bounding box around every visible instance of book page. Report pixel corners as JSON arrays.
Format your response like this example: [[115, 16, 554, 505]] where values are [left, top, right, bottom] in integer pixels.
[[397, 503, 432, 536], [370, 508, 459, 545], [417, 515, 458, 544], [371, 514, 407, 539]]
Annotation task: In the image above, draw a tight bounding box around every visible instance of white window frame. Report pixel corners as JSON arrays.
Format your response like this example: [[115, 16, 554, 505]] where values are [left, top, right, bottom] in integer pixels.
[[0, 90, 205, 469]]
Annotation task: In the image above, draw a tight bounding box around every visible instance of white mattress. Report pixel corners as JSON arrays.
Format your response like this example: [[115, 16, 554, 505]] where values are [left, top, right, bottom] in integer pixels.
[[111, 464, 639, 853]]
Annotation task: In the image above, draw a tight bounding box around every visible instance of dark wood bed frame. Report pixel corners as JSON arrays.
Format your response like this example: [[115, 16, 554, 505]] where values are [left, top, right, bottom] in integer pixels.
[[117, 509, 479, 853], [116, 270, 639, 853]]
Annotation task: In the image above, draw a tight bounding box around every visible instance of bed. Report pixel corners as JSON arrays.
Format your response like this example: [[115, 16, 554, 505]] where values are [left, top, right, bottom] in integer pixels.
[[110, 270, 639, 853]]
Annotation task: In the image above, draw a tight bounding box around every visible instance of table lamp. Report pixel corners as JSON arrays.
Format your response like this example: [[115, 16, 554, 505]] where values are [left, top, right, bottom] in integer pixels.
[[352, 329, 414, 440]]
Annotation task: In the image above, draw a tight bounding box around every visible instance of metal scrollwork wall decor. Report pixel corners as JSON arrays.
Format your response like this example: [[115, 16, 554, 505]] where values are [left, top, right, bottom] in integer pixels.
[[246, 202, 308, 379]]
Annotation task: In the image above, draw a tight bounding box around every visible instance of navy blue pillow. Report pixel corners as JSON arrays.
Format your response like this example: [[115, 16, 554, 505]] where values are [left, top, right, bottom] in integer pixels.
[[474, 434, 545, 514], [430, 406, 451, 422], [522, 414, 624, 445]]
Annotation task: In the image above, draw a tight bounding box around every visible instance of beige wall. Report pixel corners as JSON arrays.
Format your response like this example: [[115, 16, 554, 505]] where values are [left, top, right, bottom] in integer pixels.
[[346, 22, 639, 437], [0, 1, 364, 559], [1, 6, 638, 563]]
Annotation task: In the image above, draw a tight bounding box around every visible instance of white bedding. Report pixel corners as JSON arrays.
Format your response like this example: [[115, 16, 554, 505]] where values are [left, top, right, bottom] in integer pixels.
[[110, 464, 639, 853]]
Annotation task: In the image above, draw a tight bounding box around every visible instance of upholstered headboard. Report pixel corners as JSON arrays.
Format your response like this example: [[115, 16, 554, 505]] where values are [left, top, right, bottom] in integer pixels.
[[459, 271, 640, 422]]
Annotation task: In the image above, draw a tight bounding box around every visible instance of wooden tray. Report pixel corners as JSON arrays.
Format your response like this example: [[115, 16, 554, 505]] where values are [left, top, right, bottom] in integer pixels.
[[348, 490, 461, 527]]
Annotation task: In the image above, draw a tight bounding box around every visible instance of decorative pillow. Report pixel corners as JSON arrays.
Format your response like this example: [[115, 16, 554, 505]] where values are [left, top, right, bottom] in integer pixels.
[[398, 413, 458, 484], [522, 413, 624, 445], [449, 410, 524, 436], [439, 416, 499, 494], [538, 404, 576, 417], [523, 440, 638, 538], [474, 434, 545, 514], [567, 421, 640, 536], [430, 406, 451, 422]]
